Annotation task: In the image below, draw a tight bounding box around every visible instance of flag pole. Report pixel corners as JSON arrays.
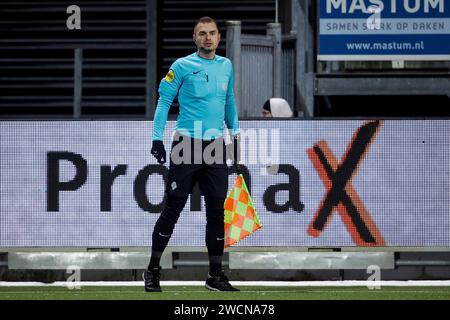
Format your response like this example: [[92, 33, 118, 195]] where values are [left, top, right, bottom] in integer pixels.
[[233, 135, 241, 175]]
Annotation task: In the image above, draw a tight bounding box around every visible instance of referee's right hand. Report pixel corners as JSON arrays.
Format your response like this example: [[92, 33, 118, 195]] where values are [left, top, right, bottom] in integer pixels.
[[151, 140, 166, 164]]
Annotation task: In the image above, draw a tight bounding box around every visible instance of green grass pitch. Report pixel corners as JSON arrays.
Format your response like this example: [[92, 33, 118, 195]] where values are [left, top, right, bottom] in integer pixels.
[[1, 286, 450, 300]]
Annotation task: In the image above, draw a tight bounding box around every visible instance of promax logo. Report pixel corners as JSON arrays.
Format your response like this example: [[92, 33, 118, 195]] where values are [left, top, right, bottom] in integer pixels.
[[46, 155, 304, 214]]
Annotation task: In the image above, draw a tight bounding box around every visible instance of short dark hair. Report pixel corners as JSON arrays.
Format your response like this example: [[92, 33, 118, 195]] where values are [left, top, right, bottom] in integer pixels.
[[194, 16, 219, 33], [262, 99, 271, 112]]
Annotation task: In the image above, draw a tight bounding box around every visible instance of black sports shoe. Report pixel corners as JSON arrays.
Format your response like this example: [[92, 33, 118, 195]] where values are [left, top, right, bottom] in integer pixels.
[[205, 271, 240, 292], [143, 266, 162, 292]]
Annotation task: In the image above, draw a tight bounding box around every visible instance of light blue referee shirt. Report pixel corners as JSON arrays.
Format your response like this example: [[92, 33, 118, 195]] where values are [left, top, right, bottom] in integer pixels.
[[152, 52, 240, 141]]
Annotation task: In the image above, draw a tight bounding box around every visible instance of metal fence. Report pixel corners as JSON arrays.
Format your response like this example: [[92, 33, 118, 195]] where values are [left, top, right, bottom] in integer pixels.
[[0, 0, 155, 118], [226, 21, 296, 117], [241, 35, 273, 117]]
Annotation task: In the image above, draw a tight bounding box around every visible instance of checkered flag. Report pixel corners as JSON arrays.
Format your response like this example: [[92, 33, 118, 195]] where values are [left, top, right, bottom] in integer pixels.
[[223, 174, 261, 248]]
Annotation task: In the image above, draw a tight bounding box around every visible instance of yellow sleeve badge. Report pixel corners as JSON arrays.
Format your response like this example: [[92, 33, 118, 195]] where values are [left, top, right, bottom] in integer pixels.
[[164, 69, 175, 83]]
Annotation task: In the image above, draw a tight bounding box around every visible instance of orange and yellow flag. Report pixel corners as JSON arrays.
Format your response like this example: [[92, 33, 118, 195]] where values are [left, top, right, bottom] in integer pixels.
[[224, 174, 261, 248]]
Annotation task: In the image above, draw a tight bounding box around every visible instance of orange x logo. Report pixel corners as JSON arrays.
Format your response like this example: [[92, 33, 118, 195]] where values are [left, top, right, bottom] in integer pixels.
[[307, 121, 385, 246]]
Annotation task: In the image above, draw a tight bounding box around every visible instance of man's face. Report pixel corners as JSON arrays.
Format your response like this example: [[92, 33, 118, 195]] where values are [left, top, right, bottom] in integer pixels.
[[262, 110, 272, 117], [193, 22, 221, 55]]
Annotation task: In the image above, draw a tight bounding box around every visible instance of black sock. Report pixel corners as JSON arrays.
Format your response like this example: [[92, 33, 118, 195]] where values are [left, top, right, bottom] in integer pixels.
[[209, 255, 223, 276], [204, 196, 225, 277], [147, 219, 173, 270], [148, 250, 163, 270]]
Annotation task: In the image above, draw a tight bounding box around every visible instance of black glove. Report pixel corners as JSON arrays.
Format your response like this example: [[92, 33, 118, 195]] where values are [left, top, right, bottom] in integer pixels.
[[151, 140, 166, 164]]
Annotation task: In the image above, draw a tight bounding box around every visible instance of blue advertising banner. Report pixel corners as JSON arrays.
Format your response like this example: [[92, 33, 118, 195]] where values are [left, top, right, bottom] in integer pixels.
[[318, 0, 450, 60]]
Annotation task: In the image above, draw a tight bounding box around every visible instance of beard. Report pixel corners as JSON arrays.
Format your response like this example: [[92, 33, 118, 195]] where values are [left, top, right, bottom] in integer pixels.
[[199, 46, 214, 54]]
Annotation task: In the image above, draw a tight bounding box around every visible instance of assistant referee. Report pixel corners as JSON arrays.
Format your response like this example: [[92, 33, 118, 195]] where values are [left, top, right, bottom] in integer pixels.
[[144, 16, 240, 292]]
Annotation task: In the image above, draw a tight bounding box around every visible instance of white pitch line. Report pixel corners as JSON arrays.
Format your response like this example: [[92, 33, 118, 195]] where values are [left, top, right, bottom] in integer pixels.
[[2, 290, 450, 295], [1, 280, 450, 287]]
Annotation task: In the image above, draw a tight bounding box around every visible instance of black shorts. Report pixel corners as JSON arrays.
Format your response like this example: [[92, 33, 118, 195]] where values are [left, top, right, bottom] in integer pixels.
[[165, 133, 228, 199]]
